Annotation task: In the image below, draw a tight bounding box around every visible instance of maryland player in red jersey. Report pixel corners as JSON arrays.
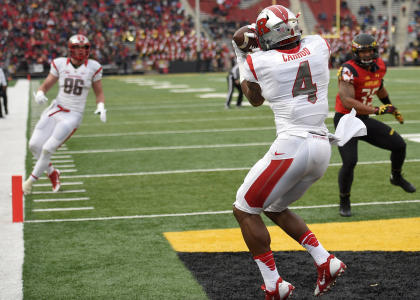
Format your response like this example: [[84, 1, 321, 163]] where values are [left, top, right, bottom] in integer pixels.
[[334, 33, 416, 217]]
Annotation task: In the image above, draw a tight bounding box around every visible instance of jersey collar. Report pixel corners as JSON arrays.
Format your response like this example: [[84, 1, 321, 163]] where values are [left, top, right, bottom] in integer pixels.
[[66, 57, 88, 68], [274, 44, 301, 54]]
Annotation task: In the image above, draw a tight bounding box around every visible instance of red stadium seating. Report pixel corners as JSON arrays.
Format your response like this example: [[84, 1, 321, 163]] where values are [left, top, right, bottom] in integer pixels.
[[187, 0, 290, 22]]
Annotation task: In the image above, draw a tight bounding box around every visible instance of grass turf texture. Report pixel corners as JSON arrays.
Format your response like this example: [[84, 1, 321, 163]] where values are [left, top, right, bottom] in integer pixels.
[[23, 69, 420, 299]]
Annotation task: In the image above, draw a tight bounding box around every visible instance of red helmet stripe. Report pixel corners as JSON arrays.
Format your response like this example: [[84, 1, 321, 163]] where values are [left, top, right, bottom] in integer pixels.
[[268, 5, 289, 23]]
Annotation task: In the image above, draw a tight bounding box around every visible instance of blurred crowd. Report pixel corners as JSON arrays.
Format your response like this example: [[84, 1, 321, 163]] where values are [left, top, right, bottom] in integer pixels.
[[311, 0, 393, 67], [326, 26, 391, 68], [0, 0, 417, 77], [403, 0, 420, 65], [0, 0, 232, 76]]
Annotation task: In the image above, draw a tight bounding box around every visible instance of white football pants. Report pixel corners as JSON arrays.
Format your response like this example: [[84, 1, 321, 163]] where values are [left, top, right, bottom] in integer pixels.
[[29, 101, 82, 178], [234, 133, 331, 214]]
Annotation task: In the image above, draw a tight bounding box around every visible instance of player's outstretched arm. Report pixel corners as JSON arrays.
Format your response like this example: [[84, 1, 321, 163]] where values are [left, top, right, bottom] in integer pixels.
[[338, 80, 377, 115], [241, 80, 265, 107], [93, 79, 106, 122], [34, 73, 58, 104]]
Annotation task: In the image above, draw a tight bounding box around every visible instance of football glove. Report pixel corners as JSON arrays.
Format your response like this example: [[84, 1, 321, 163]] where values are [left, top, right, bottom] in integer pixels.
[[34, 90, 48, 104], [374, 104, 396, 115], [94, 102, 107, 123], [393, 109, 404, 124]]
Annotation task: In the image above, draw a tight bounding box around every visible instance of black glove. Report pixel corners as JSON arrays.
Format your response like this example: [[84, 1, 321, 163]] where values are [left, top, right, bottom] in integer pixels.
[[374, 104, 396, 115]]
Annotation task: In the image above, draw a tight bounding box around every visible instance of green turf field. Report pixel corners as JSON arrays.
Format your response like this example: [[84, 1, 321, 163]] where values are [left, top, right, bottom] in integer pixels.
[[23, 68, 420, 299]]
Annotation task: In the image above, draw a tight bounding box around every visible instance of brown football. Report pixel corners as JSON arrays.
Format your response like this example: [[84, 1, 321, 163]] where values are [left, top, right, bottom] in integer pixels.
[[233, 25, 259, 53]]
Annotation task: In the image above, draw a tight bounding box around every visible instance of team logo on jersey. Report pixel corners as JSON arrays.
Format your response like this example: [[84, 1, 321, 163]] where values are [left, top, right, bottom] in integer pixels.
[[341, 67, 354, 82]]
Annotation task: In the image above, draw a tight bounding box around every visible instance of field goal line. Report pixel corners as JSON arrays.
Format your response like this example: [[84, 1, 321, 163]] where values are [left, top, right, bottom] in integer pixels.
[[24, 199, 420, 223]]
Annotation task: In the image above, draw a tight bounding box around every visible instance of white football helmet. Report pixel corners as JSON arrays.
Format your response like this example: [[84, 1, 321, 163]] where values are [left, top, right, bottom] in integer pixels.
[[256, 5, 302, 51], [68, 34, 90, 61]]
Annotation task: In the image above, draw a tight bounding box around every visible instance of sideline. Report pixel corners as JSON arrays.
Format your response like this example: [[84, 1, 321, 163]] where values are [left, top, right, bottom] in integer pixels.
[[0, 79, 28, 299]]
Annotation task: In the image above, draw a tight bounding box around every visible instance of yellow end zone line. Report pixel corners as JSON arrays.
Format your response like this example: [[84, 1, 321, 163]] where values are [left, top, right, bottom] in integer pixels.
[[164, 217, 420, 252]]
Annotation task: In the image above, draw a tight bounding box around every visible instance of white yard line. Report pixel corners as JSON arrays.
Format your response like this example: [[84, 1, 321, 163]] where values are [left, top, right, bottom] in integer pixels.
[[33, 197, 90, 203], [24, 199, 420, 223], [50, 160, 74, 163], [58, 142, 271, 154], [80, 115, 420, 127], [31, 189, 86, 195], [58, 169, 78, 173], [80, 115, 271, 126], [72, 127, 420, 139], [110, 103, 221, 110], [48, 164, 76, 168], [51, 155, 72, 159], [58, 138, 420, 154], [170, 88, 215, 93], [33, 182, 84, 187], [73, 127, 275, 138], [58, 159, 420, 179], [33, 207, 94, 212]]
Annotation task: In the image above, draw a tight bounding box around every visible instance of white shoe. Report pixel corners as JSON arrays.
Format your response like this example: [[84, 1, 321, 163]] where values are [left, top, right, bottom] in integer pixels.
[[314, 254, 346, 296], [22, 179, 33, 195], [262, 277, 295, 300]]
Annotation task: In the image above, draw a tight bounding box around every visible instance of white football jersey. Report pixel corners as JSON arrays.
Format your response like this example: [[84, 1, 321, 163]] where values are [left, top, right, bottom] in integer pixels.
[[243, 35, 331, 136], [50, 57, 103, 113]]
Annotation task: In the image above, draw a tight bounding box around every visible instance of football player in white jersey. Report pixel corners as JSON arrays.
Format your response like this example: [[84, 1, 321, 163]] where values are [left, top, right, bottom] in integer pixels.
[[232, 5, 346, 299], [23, 34, 106, 195]]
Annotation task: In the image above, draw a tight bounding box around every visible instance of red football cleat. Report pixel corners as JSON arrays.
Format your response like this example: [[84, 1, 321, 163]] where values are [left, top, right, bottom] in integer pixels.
[[48, 169, 61, 192], [262, 277, 295, 300], [314, 254, 346, 296]]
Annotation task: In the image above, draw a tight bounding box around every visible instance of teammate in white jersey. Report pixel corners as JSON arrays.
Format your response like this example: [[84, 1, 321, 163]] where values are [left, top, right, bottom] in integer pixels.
[[232, 5, 346, 299], [23, 34, 107, 195]]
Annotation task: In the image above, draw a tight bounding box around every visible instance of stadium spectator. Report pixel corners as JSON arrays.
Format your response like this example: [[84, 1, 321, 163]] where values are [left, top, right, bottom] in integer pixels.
[[22, 34, 107, 195], [232, 5, 348, 299], [334, 33, 416, 217]]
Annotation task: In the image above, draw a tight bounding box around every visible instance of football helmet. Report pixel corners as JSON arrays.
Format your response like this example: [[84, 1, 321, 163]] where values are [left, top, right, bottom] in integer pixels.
[[352, 33, 378, 66], [256, 5, 302, 51], [68, 34, 90, 61]]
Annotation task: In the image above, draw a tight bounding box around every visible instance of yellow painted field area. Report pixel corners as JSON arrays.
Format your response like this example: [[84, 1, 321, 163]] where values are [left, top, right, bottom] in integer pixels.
[[164, 217, 420, 252]]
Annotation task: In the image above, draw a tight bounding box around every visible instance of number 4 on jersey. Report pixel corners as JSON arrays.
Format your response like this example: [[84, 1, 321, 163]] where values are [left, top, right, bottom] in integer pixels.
[[292, 61, 318, 103]]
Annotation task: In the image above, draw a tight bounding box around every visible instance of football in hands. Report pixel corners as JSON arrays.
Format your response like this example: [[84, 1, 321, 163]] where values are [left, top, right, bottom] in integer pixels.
[[233, 25, 259, 53]]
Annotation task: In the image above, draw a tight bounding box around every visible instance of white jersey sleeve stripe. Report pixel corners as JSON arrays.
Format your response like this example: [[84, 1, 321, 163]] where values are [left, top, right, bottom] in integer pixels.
[[52, 60, 58, 72], [246, 55, 258, 81], [92, 67, 103, 81], [322, 38, 331, 55]]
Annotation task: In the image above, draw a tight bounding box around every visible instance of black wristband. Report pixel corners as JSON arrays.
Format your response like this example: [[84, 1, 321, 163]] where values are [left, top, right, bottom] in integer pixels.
[[379, 95, 391, 105]]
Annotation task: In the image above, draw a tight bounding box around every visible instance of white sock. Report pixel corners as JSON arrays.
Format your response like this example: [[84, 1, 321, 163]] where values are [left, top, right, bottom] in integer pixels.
[[32, 150, 52, 178], [299, 230, 330, 265], [28, 174, 38, 182], [254, 250, 280, 292]]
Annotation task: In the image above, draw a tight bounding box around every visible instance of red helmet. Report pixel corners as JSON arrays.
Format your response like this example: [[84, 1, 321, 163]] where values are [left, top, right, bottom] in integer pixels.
[[68, 34, 90, 61]]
